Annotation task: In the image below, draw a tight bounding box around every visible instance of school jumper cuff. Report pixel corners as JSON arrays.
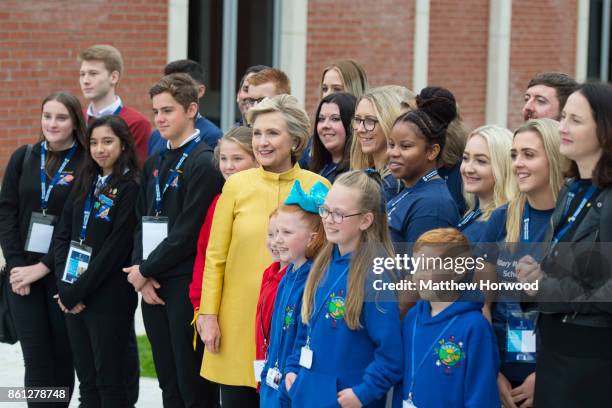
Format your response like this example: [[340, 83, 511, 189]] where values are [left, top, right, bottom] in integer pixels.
[[58, 283, 80, 310], [352, 382, 376, 407], [5, 255, 26, 271], [139, 261, 154, 279]]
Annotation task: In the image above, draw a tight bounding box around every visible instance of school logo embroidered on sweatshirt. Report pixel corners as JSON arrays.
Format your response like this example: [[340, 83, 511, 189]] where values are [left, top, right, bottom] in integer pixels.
[[283, 306, 295, 330], [435, 336, 464, 374], [325, 290, 346, 328]]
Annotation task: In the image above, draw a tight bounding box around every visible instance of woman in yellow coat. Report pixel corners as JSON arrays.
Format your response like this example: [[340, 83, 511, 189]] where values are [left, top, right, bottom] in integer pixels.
[[197, 94, 330, 406]]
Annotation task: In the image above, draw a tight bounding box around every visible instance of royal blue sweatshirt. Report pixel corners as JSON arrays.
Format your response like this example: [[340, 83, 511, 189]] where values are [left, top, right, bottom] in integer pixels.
[[387, 177, 460, 243], [393, 299, 500, 408], [284, 247, 403, 407], [260, 260, 312, 408]]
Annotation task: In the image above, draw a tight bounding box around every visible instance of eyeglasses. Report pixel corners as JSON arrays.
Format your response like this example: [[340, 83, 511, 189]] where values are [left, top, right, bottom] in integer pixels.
[[351, 116, 379, 132], [244, 97, 265, 107], [318, 206, 362, 223]]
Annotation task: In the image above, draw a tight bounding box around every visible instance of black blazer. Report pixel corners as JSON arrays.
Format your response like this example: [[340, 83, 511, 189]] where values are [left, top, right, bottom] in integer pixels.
[[537, 181, 612, 323]]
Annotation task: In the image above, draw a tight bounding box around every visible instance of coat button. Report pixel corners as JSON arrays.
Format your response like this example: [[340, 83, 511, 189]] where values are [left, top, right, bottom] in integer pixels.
[[597, 202, 603, 208], [554, 250, 558, 257]]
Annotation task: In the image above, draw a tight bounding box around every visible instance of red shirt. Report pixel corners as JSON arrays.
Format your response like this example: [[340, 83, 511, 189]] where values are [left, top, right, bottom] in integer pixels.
[[255, 262, 288, 361], [189, 194, 221, 310]]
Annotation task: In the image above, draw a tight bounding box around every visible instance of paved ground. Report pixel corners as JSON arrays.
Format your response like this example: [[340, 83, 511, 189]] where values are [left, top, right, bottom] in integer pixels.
[[0, 302, 163, 407]]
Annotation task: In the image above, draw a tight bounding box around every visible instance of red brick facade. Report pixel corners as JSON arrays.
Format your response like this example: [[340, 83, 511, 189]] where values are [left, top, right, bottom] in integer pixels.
[[0, 0, 580, 175], [305, 0, 415, 119], [0, 0, 167, 174]]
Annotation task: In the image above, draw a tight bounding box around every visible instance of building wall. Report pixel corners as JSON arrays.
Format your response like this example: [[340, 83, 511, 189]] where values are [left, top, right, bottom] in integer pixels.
[[0, 0, 166, 175], [304, 0, 415, 119], [507, 0, 578, 129], [428, 0, 490, 130]]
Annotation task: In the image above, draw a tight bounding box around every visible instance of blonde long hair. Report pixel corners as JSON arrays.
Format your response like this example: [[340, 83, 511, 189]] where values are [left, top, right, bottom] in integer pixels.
[[505, 119, 566, 242], [463, 125, 516, 221], [320, 60, 368, 100], [301, 171, 395, 330], [350, 86, 406, 174]]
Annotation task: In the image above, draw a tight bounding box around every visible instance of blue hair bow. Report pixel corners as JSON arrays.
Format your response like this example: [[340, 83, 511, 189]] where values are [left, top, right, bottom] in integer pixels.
[[284, 180, 329, 214]]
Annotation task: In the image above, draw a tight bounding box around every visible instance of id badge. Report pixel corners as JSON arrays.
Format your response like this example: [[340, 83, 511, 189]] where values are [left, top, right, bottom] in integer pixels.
[[506, 314, 536, 363], [61, 241, 92, 284], [253, 360, 265, 382], [142, 216, 168, 259], [403, 400, 417, 408], [24, 212, 56, 254], [265, 366, 282, 390], [299, 346, 313, 369]]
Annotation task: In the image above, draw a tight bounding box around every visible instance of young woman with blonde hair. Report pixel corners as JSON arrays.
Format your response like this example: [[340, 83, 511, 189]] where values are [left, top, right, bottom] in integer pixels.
[[459, 125, 515, 242]]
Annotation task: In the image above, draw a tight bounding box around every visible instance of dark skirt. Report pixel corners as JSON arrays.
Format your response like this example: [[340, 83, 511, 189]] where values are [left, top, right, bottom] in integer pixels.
[[535, 313, 612, 407]]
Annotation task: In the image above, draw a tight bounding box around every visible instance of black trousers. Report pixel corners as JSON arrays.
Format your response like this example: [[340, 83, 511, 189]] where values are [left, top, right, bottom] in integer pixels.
[[65, 308, 137, 408], [142, 275, 215, 408], [219, 385, 259, 408], [7, 273, 74, 408]]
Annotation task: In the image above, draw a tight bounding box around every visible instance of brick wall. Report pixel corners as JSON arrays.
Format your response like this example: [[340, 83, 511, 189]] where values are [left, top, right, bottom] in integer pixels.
[[428, 0, 489, 131], [0, 0, 166, 175], [507, 0, 577, 129], [305, 0, 414, 119]]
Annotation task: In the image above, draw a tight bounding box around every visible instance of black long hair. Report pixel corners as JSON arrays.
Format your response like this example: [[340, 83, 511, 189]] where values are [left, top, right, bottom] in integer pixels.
[[310, 92, 357, 174], [75, 115, 140, 201]]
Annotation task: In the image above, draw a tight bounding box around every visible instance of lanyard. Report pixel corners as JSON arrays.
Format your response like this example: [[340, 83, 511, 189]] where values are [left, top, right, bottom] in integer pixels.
[[79, 177, 108, 244], [553, 182, 598, 245], [458, 207, 482, 230], [40, 142, 77, 214], [521, 202, 532, 243], [154, 134, 201, 215], [387, 169, 439, 216], [306, 265, 350, 345], [407, 314, 458, 402], [269, 263, 302, 366]]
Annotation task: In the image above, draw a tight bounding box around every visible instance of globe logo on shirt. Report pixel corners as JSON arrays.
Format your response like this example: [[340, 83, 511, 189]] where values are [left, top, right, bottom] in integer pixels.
[[435, 336, 464, 374], [325, 291, 346, 328], [283, 306, 295, 330]]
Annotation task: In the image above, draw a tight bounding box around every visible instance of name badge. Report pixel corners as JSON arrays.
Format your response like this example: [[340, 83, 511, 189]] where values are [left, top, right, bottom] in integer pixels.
[[299, 346, 313, 369], [142, 216, 168, 259], [403, 399, 417, 408], [506, 316, 536, 363], [265, 366, 282, 390], [253, 360, 265, 382], [62, 241, 92, 284], [24, 212, 55, 254]]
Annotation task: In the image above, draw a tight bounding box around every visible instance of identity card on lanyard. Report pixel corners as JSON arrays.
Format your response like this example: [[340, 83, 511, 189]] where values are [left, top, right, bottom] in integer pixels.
[[61, 183, 95, 284], [25, 142, 77, 254], [142, 134, 201, 260]]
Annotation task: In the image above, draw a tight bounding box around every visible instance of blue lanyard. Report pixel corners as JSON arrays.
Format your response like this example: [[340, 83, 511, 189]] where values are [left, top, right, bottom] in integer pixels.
[[40, 142, 77, 214], [521, 202, 532, 243], [306, 265, 350, 345], [154, 134, 201, 215], [458, 207, 482, 230], [79, 177, 109, 244], [387, 169, 438, 215], [270, 263, 302, 365], [407, 314, 458, 401], [553, 183, 598, 245]]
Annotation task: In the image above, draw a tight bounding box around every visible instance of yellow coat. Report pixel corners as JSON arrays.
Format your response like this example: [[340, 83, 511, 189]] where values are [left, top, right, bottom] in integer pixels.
[[200, 164, 330, 387]]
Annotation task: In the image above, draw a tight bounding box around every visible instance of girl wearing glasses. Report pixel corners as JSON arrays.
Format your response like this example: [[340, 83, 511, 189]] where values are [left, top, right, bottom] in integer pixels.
[[198, 95, 330, 407], [309, 92, 357, 183], [350, 86, 412, 202], [459, 125, 515, 243], [386, 86, 460, 244], [284, 170, 402, 408]]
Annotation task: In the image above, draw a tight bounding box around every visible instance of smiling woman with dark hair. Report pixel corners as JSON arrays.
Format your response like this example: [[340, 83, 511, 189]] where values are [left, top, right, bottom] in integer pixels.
[[517, 82, 612, 407], [309, 92, 357, 182]]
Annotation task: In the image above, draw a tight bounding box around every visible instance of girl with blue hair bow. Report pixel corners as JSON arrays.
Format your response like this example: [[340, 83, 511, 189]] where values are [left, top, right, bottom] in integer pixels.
[[259, 180, 328, 407]]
